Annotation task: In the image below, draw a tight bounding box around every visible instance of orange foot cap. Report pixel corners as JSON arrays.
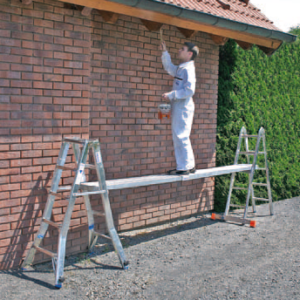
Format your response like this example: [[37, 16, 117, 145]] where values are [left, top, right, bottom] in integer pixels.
[[211, 213, 216, 220], [250, 220, 256, 228]]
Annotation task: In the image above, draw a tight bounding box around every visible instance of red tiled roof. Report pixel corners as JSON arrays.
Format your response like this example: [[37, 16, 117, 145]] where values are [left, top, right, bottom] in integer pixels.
[[156, 0, 280, 31]]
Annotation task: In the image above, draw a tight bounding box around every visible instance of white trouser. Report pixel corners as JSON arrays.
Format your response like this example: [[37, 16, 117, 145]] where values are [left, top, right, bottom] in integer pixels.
[[171, 99, 195, 171]]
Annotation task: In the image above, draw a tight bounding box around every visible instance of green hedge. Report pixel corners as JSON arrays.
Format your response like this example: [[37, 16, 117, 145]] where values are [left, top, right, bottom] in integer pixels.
[[215, 28, 300, 212]]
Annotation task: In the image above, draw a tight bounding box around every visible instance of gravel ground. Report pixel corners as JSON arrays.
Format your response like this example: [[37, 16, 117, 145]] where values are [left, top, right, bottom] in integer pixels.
[[1, 197, 300, 300]]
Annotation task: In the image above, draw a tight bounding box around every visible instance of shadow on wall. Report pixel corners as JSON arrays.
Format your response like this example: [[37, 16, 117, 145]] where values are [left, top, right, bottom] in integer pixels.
[[1, 174, 51, 270]]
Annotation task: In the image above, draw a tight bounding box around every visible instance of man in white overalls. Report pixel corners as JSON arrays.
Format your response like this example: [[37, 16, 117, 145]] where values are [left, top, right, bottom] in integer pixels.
[[160, 41, 199, 175]]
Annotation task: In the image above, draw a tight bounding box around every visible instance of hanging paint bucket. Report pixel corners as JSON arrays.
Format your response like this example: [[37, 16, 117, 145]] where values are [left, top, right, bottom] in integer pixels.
[[158, 103, 171, 120]]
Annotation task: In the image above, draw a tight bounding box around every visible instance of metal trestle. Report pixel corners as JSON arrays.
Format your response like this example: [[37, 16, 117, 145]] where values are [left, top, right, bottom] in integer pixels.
[[21, 138, 129, 288], [211, 126, 273, 227]]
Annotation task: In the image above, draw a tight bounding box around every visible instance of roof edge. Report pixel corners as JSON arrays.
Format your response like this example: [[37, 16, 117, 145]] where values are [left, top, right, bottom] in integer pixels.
[[109, 0, 297, 44]]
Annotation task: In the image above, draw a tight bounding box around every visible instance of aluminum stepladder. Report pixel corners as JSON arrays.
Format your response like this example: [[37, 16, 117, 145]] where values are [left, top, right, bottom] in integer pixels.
[[211, 126, 274, 227], [21, 137, 129, 288]]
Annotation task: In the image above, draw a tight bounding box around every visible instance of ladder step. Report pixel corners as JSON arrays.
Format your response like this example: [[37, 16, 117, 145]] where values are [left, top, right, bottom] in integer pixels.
[[252, 197, 270, 202], [42, 219, 61, 229], [57, 165, 76, 172], [233, 187, 248, 190], [57, 186, 72, 192], [63, 137, 86, 145], [85, 164, 96, 169], [49, 191, 61, 197], [34, 245, 57, 258], [73, 190, 106, 197], [49, 191, 69, 201], [252, 183, 268, 187], [211, 213, 255, 227], [93, 232, 111, 240], [92, 210, 105, 217], [49, 187, 72, 197], [239, 151, 265, 155], [230, 204, 246, 208], [256, 167, 266, 170], [241, 135, 258, 138]]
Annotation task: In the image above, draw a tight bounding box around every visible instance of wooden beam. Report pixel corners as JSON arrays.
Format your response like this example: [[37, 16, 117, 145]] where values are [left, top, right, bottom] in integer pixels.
[[58, 0, 282, 50], [75, 5, 93, 16], [236, 40, 253, 50], [21, 0, 32, 4], [81, 7, 93, 16], [257, 45, 281, 56], [177, 27, 197, 38], [140, 19, 163, 31], [210, 34, 228, 46], [97, 10, 119, 24]]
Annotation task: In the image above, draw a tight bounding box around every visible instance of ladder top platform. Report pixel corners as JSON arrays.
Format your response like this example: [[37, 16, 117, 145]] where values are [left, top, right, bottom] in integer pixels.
[[80, 164, 253, 191]]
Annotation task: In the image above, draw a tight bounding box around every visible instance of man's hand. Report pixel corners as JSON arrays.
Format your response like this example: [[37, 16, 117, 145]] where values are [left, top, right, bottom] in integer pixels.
[[160, 41, 167, 52], [162, 93, 170, 101]]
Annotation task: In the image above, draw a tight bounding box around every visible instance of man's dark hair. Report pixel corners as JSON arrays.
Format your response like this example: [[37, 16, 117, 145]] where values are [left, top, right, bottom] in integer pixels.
[[184, 42, 199, 61]]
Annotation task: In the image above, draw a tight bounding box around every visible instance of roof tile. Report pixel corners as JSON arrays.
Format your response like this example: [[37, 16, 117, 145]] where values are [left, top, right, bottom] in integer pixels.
[[157, 0, 280, 31]]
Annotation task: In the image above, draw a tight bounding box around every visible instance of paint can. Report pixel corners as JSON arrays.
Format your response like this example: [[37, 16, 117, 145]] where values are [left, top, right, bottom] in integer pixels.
[[158, 103, 171, 120]]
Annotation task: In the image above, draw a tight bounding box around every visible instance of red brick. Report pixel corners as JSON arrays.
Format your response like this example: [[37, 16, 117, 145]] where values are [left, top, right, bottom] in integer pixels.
[[33, 81, 53, 89], [0, 184, 20, 192], [21, 150, 42, 158], [34, 19, 53, 28], [0, 152, 20, 160]]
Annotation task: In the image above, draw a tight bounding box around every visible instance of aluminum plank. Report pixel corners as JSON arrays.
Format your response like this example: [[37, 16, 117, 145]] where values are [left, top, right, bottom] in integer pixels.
[[80, 164, 253, 191]]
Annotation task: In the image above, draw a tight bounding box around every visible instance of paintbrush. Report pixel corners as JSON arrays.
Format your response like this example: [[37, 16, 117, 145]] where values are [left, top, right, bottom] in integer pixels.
[[160, 28, 163, 44]]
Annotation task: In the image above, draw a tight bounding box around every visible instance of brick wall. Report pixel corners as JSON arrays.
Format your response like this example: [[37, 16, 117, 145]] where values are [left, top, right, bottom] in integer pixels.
[[0, 0, 219, 269]]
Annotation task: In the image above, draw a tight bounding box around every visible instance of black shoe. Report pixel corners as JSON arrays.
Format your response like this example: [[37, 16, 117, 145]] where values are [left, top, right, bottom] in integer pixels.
[[189, 167, 196, 174], [167, 169, 178, 175], [167, 169, 190, 175], [167, 168, 196, 175]]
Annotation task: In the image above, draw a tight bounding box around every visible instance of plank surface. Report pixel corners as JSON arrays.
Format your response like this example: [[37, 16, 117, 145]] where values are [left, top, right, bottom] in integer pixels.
[[80, 164, 253, 191]]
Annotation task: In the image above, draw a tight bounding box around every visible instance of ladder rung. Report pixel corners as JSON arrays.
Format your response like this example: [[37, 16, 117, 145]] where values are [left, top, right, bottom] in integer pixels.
[[63, 137, 86, 145], [233, 187, 248, 190], [49, 191, 60, 197], [92, 210, 105, 217], [252, 183, 268, 187], [256, 168, 266, 170], [57, 186, 72, 192], [241, 135, 258, 138], [252, 197, 270, 202], [239, 151, 265, 155], [93, 232, 111, 240], [73, 190, 106, 197], [230, 204, 246, 208], [85, 164, 96, 169], [42, 219, 61, 229], [49, 191, 69, 201], [57, 165, 76, 171], [34, 245, 57, 258]]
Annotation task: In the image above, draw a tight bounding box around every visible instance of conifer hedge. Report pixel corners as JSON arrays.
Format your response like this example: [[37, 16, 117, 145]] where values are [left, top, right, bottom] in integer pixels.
[[215, 28, 300, 212]]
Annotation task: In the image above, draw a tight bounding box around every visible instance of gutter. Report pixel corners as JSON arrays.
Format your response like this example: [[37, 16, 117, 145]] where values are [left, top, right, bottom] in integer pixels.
[[108, 0, 297, 43]]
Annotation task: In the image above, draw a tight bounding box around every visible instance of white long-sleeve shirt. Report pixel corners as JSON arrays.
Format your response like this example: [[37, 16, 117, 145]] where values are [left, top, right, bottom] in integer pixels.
[[161, 51, 196, 101]]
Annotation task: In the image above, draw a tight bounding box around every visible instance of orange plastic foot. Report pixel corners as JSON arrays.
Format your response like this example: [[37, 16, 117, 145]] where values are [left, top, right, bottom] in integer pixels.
[[211, 213, 216, 220], [250, 220, 256, 228]]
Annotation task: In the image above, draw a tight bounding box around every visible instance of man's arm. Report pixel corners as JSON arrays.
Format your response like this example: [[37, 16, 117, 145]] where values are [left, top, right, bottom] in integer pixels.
[[161, 42, 178, 77], [163, 69, 196, 101]]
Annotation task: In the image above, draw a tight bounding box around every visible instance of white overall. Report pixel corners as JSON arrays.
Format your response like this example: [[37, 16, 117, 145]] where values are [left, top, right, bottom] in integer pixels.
[[161, 51, 196, 171]]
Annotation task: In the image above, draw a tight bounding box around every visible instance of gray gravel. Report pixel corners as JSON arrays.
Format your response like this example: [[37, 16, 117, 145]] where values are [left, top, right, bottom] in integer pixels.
[[1, 197, 300, 299]]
